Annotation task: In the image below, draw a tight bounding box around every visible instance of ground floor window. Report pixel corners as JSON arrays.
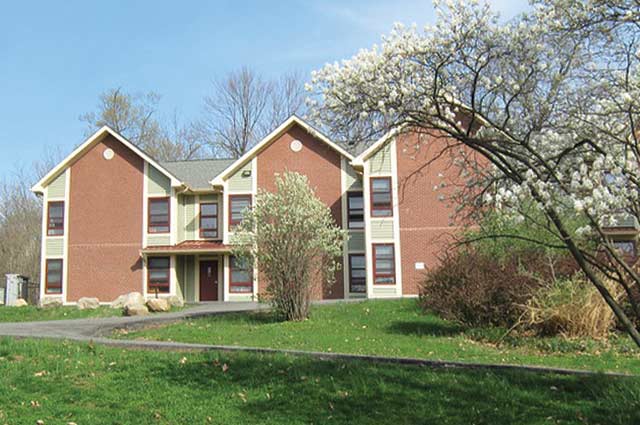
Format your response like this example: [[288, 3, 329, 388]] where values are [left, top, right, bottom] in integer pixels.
[[45, 259, 63, 294], [148, 257, 170, 294], [373, 244, 395, 285], [349, 254, 366, 293], [230, 256, 252, 293]]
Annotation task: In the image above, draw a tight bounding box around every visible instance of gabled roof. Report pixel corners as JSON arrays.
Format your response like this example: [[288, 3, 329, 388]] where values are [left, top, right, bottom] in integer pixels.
[[31, 126, 183, 194], [161, 158, 234, 191], [210, 115, 354, 186], [351, 124, 408, 168]]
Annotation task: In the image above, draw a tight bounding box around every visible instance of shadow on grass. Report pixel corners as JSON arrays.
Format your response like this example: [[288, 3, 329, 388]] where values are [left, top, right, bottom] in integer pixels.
[[387, 320, 465, 337], [195, 310, 283, 326], [154, 353, 640, 425]]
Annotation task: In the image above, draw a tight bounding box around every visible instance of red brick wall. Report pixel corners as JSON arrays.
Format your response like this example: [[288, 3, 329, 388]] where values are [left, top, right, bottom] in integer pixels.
[[256, 123, 344, 299], [67, 134, 144, 301], [395, 131, 464, 295]]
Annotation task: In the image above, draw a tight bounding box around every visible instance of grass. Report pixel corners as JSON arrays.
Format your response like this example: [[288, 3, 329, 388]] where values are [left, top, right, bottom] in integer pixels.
[[0, 305, 121, 322], [0, 337, 638, 424], [120, 299, 640, 374], [0, 304, 186, 323]]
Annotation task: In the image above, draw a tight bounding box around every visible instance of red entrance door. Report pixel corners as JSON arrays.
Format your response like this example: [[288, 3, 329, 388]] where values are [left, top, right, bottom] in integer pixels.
[[199, 260, 219, 301]]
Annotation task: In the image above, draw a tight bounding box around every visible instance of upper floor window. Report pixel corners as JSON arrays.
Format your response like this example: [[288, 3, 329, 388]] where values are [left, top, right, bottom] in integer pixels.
[[200, 202, 218, 239], [370, 177, 392, 217], [47, 201, 64, 236], [229, 195, 252, 229], [149, 197, 170, 233], [45, 259, 63, 294], [230, 256, 253, 293], [148, 257, 170, 294], [612, 240, 637, 258], [347, 192, 364, 229], [373, 244, 395, 285]]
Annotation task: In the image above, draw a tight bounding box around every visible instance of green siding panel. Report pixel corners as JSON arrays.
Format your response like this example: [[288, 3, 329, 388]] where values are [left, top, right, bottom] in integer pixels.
[[176, 256, 185, 300], [369, 143, 393, 175], [347, 231, 365, 252], [45, 238, 64, 257], [148, 165, 171, 195], [370, 219, 394, 240], [185, 256, 196, 303], [228, 162, 253, 192], [199, 194, 218, 203], [147, 234, 171, 246], [177, 196, 185, 243], [48, 172, 66, 199], [185, 196, 197, 240]]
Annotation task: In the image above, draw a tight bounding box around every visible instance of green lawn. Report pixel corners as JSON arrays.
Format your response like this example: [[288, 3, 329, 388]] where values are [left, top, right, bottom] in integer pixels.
[[0, 337, 638, 424], [120, 299, 640, 374], [0, 305, 121, 322]]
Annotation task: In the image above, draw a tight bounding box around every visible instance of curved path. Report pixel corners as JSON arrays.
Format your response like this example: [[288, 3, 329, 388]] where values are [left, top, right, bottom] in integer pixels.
[[0, 302, 634, 378]]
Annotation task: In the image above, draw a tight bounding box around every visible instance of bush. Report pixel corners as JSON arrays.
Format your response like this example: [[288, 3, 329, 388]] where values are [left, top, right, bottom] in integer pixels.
[[523, 275, 624, 339], [419, 247, 577, 327]]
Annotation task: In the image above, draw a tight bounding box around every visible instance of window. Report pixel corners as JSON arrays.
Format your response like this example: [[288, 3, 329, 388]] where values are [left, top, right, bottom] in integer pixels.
[[45, 259, 63, 294], [200, 202, 218, 239], [148, 197, 170, 233], [370, 177, 392, 217], [347, 192, 364, 229], [148, 257, 170, 293], [373, 244, 395, 285], [47, 201, 64, 236], [230, 256, 253, 293], [229, 195, 252, 229], [613, 240, 636, 258], [349, 254, 366, 293]]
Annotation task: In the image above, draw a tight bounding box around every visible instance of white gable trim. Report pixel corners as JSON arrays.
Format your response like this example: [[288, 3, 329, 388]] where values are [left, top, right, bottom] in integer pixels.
[[210, 115, 353, 186], [352, 124, 409, 168], [31, 126, 183, 194]]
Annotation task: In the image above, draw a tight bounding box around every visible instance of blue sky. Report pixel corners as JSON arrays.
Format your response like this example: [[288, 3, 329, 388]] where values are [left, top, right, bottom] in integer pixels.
[[0, 0, 530, 181]]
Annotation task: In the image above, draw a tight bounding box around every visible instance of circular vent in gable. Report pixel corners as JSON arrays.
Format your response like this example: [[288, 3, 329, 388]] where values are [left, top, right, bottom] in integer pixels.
[[103, 148, 115, 160], [290, 139, 302, 152]]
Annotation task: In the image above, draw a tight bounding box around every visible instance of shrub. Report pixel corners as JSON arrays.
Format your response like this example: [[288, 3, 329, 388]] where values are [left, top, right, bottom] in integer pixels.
[[523, 275, 624, 339], [419, 247, 577, 327]]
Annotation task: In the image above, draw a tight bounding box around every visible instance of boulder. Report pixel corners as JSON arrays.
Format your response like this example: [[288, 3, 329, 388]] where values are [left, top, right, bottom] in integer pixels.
[[166, 295, 184, 308], [123, 304, 149, 316], [14, 298, 27, 307], [123, 292, 145, 309], [77, 297, 100, 310], [110, 294, 127, 309], [40, 298, 63, 308], [111, 292, 144, 309], [146, 298, 170, 313]]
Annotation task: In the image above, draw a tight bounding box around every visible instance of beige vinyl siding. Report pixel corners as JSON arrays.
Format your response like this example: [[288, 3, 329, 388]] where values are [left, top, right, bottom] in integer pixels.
[[147, 234, 171, 246], [148, 165, 171, 195], [370, 219, 394, 240], [228, 294, 253, 302], [48, 172, 66, 198], [228, 162, 253, 192], [369, 143, 392, 175], [345, 166, 362, 190], [45, 238, 64, 257], [347, 231, 365, 252], [373, 286, 397, 297], [199, 194, 218, 203]]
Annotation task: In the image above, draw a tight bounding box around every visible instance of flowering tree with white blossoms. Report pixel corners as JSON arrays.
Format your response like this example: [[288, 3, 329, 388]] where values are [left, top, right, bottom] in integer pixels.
[[231, 172, 346, 321], [308, 0, 640, 346]]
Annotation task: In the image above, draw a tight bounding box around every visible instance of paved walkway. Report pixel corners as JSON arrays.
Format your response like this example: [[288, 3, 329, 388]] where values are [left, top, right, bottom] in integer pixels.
[[0, 302, 266, 339]]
